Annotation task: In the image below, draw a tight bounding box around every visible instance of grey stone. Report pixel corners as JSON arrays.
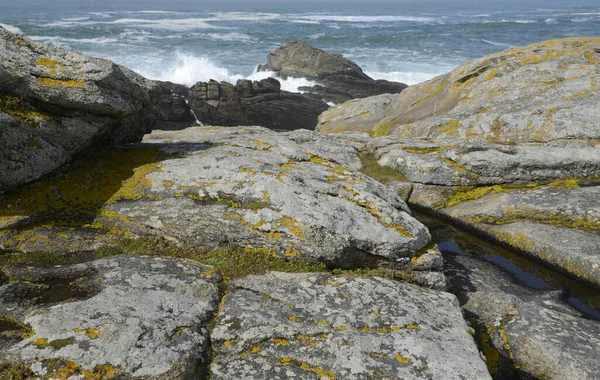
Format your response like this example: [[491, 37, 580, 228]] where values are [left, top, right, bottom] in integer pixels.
[[0, 255, 223, 379], [316, 37, 600, 143], [0, 27, 160, 193], [0, 126, 443, 287], [261, 41, 407, 104], [445, 252, 600, 380], [317, 94, 396, 134], [210, 271, 491, 380]]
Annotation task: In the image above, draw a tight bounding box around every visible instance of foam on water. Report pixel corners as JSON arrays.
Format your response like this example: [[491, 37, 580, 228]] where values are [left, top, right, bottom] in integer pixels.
[[365, 71, 440, 86], [138, 52, 316, 92], [0, 23, 23, 34]]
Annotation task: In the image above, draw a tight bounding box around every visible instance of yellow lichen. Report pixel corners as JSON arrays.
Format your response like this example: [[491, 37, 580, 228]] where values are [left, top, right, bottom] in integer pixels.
[[37, 77, 86, 88], [280, 217, 305, 238], [394, 353, 411, 364], [272, 338, 289, 346]]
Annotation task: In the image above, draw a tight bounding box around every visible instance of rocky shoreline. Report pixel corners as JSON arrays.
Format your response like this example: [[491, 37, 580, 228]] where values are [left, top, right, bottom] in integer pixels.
[[1, 25, 599, 380]]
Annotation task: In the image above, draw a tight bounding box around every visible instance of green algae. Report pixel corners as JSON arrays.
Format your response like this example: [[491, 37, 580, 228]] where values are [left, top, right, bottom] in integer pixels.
[[358, 153, 406, 184], [0, 146, 167, 230]]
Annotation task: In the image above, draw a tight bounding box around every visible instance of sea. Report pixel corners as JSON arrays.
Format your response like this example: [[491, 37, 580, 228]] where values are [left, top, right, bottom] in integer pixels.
[[1, 0, 599, 91]]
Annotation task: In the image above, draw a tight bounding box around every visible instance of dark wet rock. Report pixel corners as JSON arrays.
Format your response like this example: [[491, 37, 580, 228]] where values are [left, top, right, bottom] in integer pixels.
[[444, 252, 600, 380], [0, 26, 160, 193], [210, 271, 491, 380], [154, 81, 195, 130], [0, 255, 223, 379], [188, 78, 328, 130], [260, 41, 407, 104]]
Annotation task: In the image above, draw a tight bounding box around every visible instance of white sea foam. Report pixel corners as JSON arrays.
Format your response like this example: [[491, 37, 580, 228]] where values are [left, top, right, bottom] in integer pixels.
[[365, 71, 440, 86], [139, 52, 316, 92], [0, 23, 23, 34], [106, 18, 223, 30], [308, 33, 325, 40], [296, 15, 437, 23], [30, 35, 119, 46], [290, 19, 320, 24], [204, 32, 255, 43], [481, 39, 514, 47]]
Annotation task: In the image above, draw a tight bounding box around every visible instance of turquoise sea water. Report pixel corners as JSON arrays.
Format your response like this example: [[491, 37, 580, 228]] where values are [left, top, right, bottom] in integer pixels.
[[1, 0, 599, 89]]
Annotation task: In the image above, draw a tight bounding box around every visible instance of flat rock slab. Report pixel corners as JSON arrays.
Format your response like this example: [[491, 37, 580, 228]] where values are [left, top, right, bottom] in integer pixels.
[[210, 272, 491, 380], [445, 252, 600, 380], [366, 137, 600, 187], [0, 255, 223, 379], [102, 127, 437, 280]]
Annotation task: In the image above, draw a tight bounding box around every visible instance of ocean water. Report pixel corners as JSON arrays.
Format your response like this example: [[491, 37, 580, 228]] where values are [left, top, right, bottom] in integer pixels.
[[1, 0, 599, 90]]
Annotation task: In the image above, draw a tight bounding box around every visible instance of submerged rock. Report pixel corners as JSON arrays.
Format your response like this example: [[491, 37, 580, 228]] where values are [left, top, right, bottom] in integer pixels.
[[211, 271, 491, 380], [0, 255, 223, 379], [317, 37, 600, 141], [0, 27, 160, 193], [444, 251, 600, 380]]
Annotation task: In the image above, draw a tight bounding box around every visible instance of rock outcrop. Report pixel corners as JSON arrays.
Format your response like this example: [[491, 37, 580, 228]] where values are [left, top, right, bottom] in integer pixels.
[[188, 78, 328, 130], [0, 126, 444, 288], [316, 38, 600, 287], [211, 272, 491, 380], [317, 37, 600, 141], [0, 255, 223, 379], [260, 41, 407, 104], [0, 27, 160, 194]]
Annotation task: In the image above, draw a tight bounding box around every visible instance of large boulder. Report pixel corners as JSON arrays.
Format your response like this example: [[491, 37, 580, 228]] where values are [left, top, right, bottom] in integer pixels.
[[210, 271, 491, 380], [260, 41, 407, 104], [0, 27, 161, 194], [0, 255, 223, 379], [188, 78, 328, 130], [0, 126, 444, 288], [317, 37, 600, 141]]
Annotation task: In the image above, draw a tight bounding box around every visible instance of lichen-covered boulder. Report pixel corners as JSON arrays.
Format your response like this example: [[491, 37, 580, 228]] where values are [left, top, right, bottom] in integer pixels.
[[0, 126, 444, 288], [210, 271, 491, 380], [0, 27, 160, 193], [0, 255, 223, 379], [444, 251, 600, 380], [317, 37, 600, 143]]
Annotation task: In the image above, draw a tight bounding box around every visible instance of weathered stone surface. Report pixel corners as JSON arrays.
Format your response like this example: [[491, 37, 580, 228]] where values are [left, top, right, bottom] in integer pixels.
[[351, 135, 600, 287], [0, 255, 223, 379], [0, 126, 443, 287], [317, 94, 396, 134], [210, 271, 491, 380], [0, 27, 160, 193], [317, 37, 600, 142], [260, 41, 407, 104], [444, 251, 600, 380], [188, 78, 328, 130], [366, 137, 600, 187]]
